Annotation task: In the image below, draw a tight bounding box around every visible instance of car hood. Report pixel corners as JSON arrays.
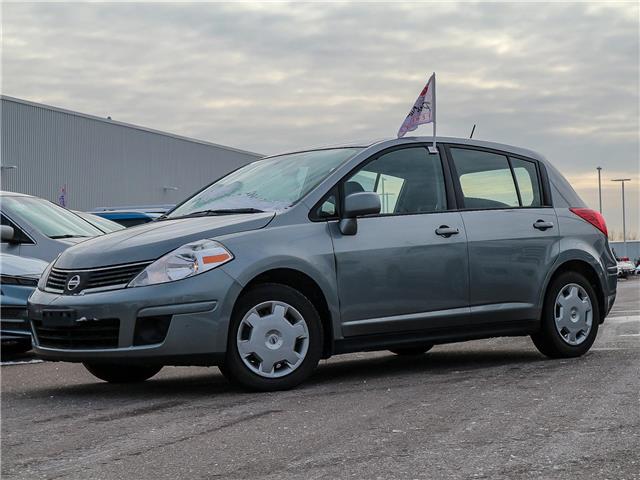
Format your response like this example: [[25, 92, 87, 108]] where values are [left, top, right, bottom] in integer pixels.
[[57, 236, 92, 246], [0, 253, 49, 277], [54, 213, 276, 269]]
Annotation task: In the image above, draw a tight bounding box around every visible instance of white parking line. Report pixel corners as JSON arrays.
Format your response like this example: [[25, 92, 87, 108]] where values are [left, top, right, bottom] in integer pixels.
[[0, 359, 44, 366]]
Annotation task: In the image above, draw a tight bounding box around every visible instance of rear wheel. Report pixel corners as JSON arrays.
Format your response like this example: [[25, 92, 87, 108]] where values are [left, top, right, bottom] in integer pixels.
[[389, 345, 433, 356], [531, 271, 599, 358], [83, 363, 162, 383], [221, 283, 323, 391]]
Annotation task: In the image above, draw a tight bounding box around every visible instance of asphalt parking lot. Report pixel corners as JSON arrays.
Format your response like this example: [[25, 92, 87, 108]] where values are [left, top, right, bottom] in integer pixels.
[[2, 279, 639, 480]]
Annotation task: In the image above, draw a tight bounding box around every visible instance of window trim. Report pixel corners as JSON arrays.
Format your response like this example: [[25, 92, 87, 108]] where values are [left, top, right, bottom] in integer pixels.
[[509, 156, 544, 208], [444, 143, 553, 211], [308, 143, 455, 221]]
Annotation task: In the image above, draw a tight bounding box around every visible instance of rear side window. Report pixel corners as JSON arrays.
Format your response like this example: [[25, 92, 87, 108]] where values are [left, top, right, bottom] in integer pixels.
[[510, 158, 542, 207], [450, 148, 519, 209], [344, 147, 447, 215]]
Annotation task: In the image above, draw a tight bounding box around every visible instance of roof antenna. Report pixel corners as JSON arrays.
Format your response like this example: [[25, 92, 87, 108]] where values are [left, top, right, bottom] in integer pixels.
[[469, 124, 476, 139]]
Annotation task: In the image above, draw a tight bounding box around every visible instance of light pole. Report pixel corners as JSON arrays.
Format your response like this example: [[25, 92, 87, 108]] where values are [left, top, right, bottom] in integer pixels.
[[612, 178, 631, 258], [596, 167, 602, 213]]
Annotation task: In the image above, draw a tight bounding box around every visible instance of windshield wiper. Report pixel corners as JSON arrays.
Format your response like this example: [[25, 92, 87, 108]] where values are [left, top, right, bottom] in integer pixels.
[[50, 234, 89, 239], [167, 208, 266, 219]]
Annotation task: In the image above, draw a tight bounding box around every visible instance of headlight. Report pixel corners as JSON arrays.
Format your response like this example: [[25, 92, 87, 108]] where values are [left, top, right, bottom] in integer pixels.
[[128, 239, 233, 287]]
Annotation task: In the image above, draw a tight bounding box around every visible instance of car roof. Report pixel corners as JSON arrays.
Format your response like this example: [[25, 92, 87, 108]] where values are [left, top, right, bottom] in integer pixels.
[[265, 136, 547, 165]]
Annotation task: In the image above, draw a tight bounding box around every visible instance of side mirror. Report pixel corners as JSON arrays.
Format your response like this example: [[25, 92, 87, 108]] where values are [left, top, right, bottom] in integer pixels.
[[0, 225, 16, 243], [339, 192, 381, 235]]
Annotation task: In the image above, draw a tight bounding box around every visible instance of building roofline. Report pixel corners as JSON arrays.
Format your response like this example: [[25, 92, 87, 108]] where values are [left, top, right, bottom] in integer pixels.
[[0, 94, 264, 158]]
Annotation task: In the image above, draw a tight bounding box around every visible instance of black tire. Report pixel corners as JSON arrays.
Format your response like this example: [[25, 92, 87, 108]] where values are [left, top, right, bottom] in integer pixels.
[[222, 283, 323, 391], [531, 271, 600, 358], [83, 363, 162, 383], [389, 345, 434, 356]]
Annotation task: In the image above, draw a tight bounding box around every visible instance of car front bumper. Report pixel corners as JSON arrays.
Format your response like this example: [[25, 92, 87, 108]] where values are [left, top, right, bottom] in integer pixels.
[[27, 268, 243, 365]]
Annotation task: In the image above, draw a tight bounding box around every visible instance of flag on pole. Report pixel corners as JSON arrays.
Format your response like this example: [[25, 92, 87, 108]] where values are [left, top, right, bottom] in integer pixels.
[[58, 185, 66, 207], [397, 73, 436, 149]]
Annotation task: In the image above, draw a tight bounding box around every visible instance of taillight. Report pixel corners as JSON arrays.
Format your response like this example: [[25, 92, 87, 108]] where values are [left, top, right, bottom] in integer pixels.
[[569, 208, 608, 237]]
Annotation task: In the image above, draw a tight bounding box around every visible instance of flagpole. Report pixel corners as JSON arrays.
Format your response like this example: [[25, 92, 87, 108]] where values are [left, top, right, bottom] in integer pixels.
[[432, 72, 436, 151]]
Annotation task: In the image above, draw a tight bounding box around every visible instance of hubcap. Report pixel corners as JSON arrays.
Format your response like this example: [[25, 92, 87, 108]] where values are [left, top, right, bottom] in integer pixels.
[[554, 283, 593, 346], [236, 301, 309, 378]]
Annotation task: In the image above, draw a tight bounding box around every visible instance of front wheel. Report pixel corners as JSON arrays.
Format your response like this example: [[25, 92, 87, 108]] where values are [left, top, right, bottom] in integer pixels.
[[531, 271, 599, 358], [221, 283, 323, 391], [83, 363, 162, 383]]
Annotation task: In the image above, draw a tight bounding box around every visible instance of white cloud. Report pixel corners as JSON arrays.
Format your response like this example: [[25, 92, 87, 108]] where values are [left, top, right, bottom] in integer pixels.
[[1, 1, 638, 231]]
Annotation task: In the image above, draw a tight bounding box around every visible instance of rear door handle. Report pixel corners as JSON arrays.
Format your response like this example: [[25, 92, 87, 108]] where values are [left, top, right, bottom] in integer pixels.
[[533, 220, 554, 231], [435, 225, 459, 237]]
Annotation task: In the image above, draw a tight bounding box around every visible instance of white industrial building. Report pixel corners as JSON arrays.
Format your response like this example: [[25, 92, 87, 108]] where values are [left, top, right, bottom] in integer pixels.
[[0, 95, 262, 210]]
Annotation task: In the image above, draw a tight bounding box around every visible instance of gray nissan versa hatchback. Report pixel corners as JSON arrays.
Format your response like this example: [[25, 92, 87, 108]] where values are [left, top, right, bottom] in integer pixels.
[[27, 137, 617, 391]]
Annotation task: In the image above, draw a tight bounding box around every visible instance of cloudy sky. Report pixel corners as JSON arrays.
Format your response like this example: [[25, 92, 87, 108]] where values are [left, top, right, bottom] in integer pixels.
[[2, 1, 638, 235]]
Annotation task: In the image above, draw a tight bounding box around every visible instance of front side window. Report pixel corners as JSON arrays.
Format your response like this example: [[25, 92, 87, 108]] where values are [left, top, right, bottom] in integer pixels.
[[450, 148, 519, 209], [343, 147, 447, 215], [1, 197, 103, 239], [168, 148, 361, 219], [1, 213, 33, 243]]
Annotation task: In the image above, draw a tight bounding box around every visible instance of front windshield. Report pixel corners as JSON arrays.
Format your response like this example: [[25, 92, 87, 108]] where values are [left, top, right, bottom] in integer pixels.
[[78, 212, 125, 233], [2, 196, 103, 238], [167, 148, 361, 218]]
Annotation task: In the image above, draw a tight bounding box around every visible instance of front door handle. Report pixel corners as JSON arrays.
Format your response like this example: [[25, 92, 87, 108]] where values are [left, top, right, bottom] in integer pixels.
[[533, 220, 554, 231], [435, 225, 459, 237]]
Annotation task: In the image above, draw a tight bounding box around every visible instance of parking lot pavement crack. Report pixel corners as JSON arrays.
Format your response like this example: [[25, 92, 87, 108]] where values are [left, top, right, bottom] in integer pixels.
[[115, 409, 284, 460], [90, 400, 185, 422]]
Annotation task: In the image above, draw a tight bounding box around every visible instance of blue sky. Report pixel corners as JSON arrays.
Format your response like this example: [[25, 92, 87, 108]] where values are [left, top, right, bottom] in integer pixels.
[[2, 2, 638, 235]]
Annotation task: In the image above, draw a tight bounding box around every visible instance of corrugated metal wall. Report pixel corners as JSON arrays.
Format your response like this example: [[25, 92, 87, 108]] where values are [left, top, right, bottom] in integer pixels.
[[0, 96, 262, 210], [610, 241, 640, 261]]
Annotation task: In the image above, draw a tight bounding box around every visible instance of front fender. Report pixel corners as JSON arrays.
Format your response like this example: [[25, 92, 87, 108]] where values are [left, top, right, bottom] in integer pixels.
[[218, 221, 342, 338]]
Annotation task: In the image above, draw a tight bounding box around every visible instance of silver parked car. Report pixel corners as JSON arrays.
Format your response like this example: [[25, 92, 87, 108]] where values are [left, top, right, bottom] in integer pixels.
[[28, 137, 617, 390], [1, 192, 104, 262]]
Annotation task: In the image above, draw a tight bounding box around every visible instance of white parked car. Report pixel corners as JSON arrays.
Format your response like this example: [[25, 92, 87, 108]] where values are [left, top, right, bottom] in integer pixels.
[[616, 257, 635, 278]]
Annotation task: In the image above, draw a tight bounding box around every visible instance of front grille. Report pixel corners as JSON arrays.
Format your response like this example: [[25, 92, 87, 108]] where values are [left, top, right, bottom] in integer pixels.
[[45, 269, 67, 292], [32, 318, 120, 349], [85, 263, 148, 289], [45, 262, 150, 294]]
